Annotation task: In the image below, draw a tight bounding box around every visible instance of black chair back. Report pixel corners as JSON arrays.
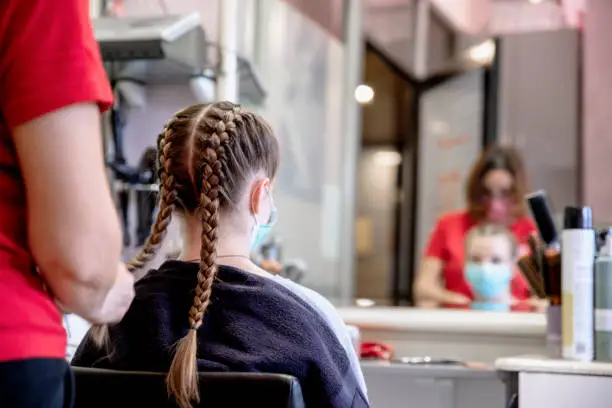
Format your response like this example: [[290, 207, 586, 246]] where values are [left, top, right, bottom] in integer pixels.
[[72, 367, 305, 408]]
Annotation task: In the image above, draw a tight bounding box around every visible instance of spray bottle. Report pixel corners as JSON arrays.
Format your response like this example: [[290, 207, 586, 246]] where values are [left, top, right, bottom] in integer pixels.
[[595, 228, 612, 361], [561, 206, 595, 361]]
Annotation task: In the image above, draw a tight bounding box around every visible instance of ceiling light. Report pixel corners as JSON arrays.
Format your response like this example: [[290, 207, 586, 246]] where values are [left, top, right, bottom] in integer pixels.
[[467, 39, 496, 64], [373, 151, 402, 167], [354, 84, 374, 104]]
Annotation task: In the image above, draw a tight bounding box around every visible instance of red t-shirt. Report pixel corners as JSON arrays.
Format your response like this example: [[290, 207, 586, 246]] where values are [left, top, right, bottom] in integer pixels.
[[0, 0, 112, 361], [424, 210, 537, 308]]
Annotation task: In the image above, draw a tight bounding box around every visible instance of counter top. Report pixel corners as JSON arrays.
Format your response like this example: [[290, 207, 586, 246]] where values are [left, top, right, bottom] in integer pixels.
[[495, 355, 612, 376], [361, 360, 497, 379], [339, 307, 546, 337]]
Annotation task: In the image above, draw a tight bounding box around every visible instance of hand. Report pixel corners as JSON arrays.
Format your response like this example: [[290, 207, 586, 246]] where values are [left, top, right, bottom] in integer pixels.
[[518, 242, 531, 258], [90, 263, 135, 324], [524, 296, 549, 313], [446, 292, 471, 306]]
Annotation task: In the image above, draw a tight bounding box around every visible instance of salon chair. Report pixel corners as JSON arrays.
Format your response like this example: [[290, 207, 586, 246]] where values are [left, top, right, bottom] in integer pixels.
[[109, 161, 155, 247], [109, 161, 154, 185], [72, 367, 305, 408]]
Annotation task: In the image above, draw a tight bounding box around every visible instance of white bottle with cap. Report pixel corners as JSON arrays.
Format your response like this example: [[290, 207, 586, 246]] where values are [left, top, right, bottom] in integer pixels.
[[595, 229, 612, 361], [561, 206, 595, 361]]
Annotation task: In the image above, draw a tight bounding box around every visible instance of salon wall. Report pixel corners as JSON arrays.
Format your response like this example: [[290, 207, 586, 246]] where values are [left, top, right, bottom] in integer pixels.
[[355, 148, 400, 301], [496, 29, 580, 212], [415, 69, 484, 266], [493, 1, 612, 227], [254, 1, 347, 296], [107, 1, 350, 297], [583, 0, 612, 224]]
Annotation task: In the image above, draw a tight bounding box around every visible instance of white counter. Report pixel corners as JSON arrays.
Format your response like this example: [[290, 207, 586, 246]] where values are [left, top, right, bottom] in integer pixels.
[[339, 307, 547, 362], [496, 354, 612, 376], [340, 307, 545, 335], [362, 361, 504, 408], [495, 355, 612, 408]]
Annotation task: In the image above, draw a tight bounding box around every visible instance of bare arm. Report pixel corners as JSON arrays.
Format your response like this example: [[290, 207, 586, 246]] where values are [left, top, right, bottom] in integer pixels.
[[413, 257, 470, 307], [13, 103, 122, 322]]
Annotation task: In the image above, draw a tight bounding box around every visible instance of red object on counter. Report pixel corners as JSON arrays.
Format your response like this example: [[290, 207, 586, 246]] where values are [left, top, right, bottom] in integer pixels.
[[0, 0, 113, 361], [360, 342, 394, 360]]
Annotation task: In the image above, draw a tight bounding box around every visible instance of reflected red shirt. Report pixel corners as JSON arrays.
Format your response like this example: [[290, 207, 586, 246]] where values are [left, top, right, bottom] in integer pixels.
[[0, 0, 112, 361], [424, 210, 537, 309]]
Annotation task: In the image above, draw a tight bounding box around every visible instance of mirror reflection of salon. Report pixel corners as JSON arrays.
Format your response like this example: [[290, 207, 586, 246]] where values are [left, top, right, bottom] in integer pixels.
[[353, 27, 579, 309], [413, 146, 545, 312], [407, 29, 579, 312]]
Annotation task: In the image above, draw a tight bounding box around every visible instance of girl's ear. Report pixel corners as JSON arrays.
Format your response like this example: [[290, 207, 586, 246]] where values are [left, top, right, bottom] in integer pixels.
[[249, 178, 270, 216]]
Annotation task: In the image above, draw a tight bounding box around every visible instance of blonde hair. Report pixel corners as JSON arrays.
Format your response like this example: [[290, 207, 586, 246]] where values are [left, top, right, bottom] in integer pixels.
[[90, 101, 279, 408], [465, 223, 517, 259]]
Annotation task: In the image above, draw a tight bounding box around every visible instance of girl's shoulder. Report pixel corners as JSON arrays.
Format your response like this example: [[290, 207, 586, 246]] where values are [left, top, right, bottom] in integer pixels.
[[269, 276, 342, 332]]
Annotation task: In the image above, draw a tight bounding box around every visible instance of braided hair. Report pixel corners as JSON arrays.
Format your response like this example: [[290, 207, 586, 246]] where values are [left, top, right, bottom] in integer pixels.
[[91, 102, 279, 408]]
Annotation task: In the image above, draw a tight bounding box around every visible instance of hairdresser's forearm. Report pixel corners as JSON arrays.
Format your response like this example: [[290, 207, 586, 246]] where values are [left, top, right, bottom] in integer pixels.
[[415, 284, 469, 306], [416, 285, 448, 303], [414, 258, 465, 306], [13, 103, 123, 320], [35, 192, 123, 320], [47, 268, 112, 320], [37, 219, 122, 321]]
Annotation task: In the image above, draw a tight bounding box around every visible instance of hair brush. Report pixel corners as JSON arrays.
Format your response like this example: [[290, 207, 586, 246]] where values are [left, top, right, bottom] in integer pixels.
[[517, 253, 546, 299]]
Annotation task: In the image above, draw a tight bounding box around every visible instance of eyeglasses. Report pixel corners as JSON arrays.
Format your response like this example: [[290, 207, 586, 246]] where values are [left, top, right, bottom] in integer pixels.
[[482, 188, 512, 200]]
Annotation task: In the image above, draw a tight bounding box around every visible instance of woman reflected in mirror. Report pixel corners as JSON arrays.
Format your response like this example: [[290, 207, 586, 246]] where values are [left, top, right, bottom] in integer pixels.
[[413, 145, 545, 312]]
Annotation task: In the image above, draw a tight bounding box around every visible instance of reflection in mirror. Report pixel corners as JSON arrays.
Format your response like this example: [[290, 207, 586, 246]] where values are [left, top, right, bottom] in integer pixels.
[[357, 13, 580, 314]]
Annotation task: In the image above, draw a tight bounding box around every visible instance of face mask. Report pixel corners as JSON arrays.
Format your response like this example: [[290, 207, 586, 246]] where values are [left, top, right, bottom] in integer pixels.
[[486, 198, 510, 223], [465, 262, 512, 300], [250, 190, 278, 251]]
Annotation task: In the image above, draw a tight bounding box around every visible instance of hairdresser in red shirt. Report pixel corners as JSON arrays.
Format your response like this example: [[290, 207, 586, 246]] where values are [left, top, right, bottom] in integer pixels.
[[0, 1, 135, 407], [413, 145, 542, 311]]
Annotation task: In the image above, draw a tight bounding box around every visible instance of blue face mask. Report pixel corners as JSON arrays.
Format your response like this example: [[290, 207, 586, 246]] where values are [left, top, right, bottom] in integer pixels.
[[465, 262, 512, 301], [250, 190, 278, 251]]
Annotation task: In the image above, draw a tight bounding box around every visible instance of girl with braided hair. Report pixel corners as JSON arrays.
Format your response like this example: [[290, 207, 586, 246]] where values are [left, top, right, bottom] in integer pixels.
[[72, 102, 368, 408]]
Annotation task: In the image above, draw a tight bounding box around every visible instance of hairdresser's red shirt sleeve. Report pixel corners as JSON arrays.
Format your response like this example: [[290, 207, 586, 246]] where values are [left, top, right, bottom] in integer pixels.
[[0, 0, 112, 361], [424, 211, 537, 309]]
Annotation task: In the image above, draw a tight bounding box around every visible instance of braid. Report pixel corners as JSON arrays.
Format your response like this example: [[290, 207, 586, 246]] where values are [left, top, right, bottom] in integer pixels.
[[166, 105, 238, 408], [126, 130, 177, 271], [90, 126, 178, 347]]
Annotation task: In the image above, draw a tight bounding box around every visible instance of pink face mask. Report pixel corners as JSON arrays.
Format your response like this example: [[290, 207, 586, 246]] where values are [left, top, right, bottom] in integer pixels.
[[486, 198, 510, 223]]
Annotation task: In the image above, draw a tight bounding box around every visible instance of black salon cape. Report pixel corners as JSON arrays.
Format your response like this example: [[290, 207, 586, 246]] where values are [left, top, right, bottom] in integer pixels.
[[72, 261, 368, 408]]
